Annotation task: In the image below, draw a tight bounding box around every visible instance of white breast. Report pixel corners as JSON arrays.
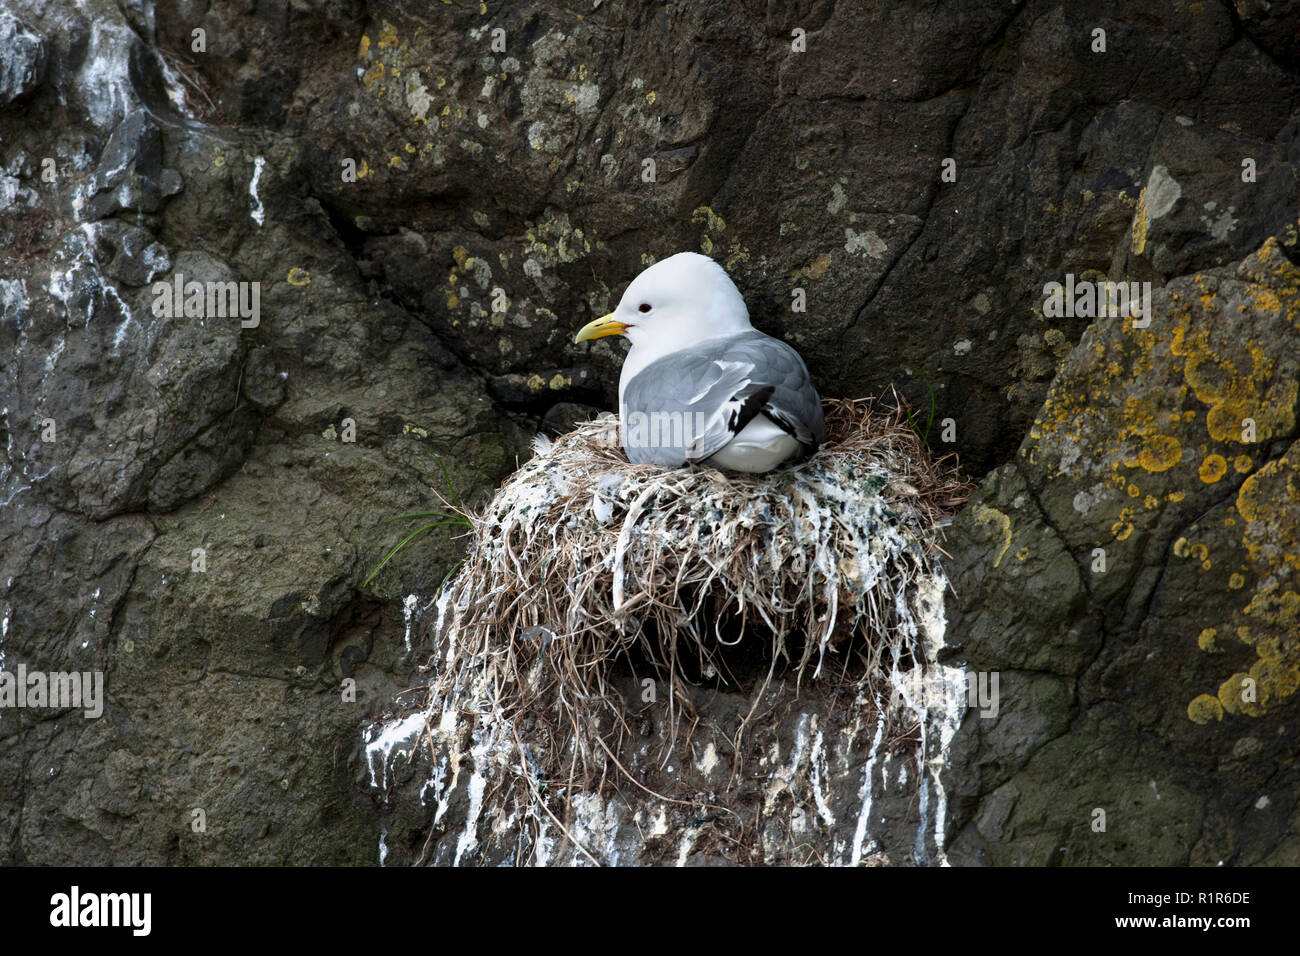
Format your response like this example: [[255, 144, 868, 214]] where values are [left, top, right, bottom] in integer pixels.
[[705, 414, 800, 473]]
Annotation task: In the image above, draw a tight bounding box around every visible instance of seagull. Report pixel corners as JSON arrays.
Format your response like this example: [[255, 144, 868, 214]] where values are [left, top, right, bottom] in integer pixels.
[[574, 252, 825, 473]]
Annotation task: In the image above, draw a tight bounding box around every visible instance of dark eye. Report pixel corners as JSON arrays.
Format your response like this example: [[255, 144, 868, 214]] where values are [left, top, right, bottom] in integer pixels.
[[638, 303, 652, 313]]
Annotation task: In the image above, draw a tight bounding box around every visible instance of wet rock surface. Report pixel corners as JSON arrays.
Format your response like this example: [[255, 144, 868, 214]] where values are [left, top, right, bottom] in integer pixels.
[[0, 0, 1297, 864]]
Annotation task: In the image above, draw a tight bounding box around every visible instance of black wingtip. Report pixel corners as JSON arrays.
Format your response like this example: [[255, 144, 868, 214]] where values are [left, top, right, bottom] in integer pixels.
[[728, 385, 776, 432]]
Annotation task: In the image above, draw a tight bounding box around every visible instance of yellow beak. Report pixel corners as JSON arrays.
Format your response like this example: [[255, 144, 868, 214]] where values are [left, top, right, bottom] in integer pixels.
[[574, 312, 630, 343]]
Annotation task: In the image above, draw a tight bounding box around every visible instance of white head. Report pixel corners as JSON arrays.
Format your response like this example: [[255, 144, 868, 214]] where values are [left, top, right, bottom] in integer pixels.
[[574, 253, 753, 372]]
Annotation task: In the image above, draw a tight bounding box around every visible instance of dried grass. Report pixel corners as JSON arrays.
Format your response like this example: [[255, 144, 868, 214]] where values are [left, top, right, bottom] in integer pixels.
[[415, 394, 970, 798]]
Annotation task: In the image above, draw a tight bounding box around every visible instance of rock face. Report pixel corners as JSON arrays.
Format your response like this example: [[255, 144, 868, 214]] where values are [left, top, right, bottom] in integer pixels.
[[943, 239, 1300, 866], [0, 0, 523, 865], [0, 0, 1297, 864]]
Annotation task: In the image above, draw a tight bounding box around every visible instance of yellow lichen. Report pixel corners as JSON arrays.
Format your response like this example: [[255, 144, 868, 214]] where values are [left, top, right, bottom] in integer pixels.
[[1217, 672, 1263, 717], [691, 206, 726, 234], [795, 253, 833, 280], [1173, 274, 1297, 443], [1199, 454, 1227, 482], [972, 504, 1013, 568], [1187, 694, 1223, 724], [1013, 234, 1300, 725], [362, 61, 385, 91], [1131, 184, 1149, 254], [1235, 454, 1300, 572]]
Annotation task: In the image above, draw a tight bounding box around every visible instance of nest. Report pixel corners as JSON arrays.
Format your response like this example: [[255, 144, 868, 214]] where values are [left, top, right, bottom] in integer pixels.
[[414, 396, 970, 803]]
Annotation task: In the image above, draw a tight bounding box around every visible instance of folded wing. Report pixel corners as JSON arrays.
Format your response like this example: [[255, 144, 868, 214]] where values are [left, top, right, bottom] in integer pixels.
[[621, 330, 825, 467]]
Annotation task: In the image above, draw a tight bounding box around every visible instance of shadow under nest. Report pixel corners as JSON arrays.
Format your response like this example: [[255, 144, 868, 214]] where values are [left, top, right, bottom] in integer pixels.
[[408, 396, 970, 809]]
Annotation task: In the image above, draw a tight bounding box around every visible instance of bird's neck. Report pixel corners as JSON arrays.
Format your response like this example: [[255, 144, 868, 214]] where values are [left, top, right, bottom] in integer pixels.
[[617, 318, 752, 409]]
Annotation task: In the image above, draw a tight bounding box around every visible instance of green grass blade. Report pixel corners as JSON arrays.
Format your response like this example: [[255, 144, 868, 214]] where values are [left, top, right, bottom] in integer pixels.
[[362, 521, 468, 587], [362, 453, 473, 587], [439, 557, 467, 591], [434, 455, 465, 516], [384, 511, 460, 524]]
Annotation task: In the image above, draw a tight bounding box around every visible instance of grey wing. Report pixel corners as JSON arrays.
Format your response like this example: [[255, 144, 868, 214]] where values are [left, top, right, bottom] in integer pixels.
[[621, 331, 825, 466], [727, 332, 826, 451]]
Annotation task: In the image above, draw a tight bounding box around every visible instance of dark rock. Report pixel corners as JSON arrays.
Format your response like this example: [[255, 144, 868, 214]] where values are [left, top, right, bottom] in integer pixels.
[[542, 401, 602, 434], [0, 11, 45, 104], [99, 222, 171, 287], [3, 0, 1298, 866], [80, 108, 183, 219], [1237, 0, 1300, 70], [944, 238, 1300, 866]]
